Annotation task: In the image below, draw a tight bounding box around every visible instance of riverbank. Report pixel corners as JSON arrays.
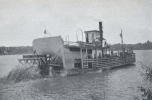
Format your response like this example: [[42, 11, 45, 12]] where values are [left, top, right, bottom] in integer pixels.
[[0, 71, 108, 100], [0, 65, 141, 100], [0, 78, 54, 100]]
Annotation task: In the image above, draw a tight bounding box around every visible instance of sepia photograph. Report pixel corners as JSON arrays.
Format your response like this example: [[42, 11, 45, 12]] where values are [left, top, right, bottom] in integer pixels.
[[0, 0, 152, 100]]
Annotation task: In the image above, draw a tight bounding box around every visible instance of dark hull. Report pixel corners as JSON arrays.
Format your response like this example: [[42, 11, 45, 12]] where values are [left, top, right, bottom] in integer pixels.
[[67, 54, 136, 76]]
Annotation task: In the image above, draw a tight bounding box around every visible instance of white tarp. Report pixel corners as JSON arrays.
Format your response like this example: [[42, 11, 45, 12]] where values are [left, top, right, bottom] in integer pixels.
[[32, 36, 64, 57], [32, 36, 76, 69]]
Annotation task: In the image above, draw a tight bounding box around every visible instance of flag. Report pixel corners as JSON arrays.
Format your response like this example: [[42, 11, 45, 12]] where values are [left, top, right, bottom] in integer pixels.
[[120, 29, 124, 44], [44, 29, 47, 34], [104, 41, 107, 46], [120, 29, 123, 38]]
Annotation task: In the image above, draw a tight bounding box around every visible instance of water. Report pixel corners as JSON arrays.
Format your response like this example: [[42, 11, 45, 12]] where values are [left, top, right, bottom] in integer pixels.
[[0, 55, 22, 77], [0, 50, 152, 100]]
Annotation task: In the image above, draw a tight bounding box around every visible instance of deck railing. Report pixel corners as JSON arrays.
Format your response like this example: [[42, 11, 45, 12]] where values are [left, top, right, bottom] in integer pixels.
[[82, 53, 135, 69]]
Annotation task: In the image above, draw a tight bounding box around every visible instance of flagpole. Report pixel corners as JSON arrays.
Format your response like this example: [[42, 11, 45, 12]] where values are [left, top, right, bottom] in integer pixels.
[[120, 29, 124, 52], [76, 32, 78, 41], [43, 29, 46, 37], [80, 29, 83, 42]]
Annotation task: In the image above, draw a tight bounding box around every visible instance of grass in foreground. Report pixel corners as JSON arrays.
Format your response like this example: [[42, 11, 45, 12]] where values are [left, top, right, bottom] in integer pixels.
[[138, 64, 152, 100], [1, 64, 41, 83]]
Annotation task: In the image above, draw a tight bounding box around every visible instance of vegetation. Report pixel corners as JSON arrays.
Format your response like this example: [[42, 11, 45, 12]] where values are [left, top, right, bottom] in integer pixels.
[[111, 40, 152, 50], [141, 64, 152, 82], [138, 64, 152, 100], [6, 64, 41, 83], [0, 40, 152, 55], [0, 46, 32, 55]]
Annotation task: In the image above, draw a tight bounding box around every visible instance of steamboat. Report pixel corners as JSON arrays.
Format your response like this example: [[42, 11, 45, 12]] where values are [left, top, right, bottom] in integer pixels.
[[18, 22, 136, 76]]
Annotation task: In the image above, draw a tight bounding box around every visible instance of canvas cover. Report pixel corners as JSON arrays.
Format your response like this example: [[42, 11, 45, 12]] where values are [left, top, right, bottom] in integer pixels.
[[33, 36, 64, 57], [32, 36, 76, 69]]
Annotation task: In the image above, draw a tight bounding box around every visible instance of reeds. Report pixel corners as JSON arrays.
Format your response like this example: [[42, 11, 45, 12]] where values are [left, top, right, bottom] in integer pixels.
[[139, 63, 152, 100], [141, 64, 152, 82], [6, 64, 41, 83]]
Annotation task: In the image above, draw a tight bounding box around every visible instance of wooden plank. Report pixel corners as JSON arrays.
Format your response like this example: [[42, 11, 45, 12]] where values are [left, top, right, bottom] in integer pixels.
[[80, 48, 83, 69], [48, 64, 61, 67], [23, 55, 46, 58]]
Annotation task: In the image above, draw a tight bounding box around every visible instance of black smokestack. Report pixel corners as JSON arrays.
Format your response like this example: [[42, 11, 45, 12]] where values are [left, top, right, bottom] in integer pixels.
[[99, 22, 103, 41], [99, 22, 103, 34], [99, 22, 104, 56]]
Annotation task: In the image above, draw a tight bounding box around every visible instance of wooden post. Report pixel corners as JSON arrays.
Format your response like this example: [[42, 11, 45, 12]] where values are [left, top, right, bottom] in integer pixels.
[[95, 48, 98, 68], [39, 55, 49, 77], [61, 45, 66, 69], [80, 48, 83, 69], [86, 48, 88, 67], [82, 30, 83, 42]]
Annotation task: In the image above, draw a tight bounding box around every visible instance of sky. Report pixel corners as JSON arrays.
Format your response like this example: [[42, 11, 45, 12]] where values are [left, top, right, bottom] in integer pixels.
[[0, 0, 152, 46]]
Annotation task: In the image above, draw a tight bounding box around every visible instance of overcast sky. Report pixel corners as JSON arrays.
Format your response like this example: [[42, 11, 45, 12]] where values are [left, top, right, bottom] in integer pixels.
[[0, 0, 151, 46]]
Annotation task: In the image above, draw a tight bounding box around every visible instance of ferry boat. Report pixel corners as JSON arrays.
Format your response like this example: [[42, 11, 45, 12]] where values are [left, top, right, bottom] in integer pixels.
[[18, 22, 136, 76]]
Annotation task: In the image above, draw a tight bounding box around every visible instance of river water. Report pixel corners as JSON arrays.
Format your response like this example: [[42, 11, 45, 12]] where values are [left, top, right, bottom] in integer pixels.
[[0, 50, 152, 100]]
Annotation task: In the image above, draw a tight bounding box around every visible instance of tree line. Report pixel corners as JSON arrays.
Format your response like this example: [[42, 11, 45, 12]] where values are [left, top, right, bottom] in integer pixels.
[[0, 40, 152, 55], [0, 46, 33, 55], [111, 40, 152, 50]]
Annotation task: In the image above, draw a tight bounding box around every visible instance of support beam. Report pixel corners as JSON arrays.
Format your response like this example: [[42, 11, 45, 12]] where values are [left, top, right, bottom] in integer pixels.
[[80, 48, 83, 69], [61, 45, 66, 69], [86, 48, 88, 67]]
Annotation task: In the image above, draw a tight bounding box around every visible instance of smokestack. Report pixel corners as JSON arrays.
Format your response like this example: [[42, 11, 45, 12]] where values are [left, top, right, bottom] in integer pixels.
[[99, 22, 104, 56], [99, 22, 103, 34], [99, 22, 103, 42]]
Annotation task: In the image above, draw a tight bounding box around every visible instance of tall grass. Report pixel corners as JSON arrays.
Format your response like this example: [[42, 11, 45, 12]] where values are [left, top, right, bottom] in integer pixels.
[[141, 64, 152, 82], [138, 64, 152, 100], [6, 64, 41, 83]]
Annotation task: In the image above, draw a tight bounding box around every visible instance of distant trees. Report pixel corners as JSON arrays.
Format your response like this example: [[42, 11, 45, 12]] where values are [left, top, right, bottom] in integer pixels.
[[0, 47, 6, 54], [0, 46, 33, 55], [0, 40, 152, 55], [111, 40, 152, 50]]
